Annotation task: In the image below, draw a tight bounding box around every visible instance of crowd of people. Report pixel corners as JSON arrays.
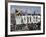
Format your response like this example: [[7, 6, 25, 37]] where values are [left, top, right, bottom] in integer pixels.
[[10, 9, 41, 31]]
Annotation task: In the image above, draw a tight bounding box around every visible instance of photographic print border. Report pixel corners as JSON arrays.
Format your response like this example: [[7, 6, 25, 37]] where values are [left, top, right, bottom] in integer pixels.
[[5, 1, 45, 37]]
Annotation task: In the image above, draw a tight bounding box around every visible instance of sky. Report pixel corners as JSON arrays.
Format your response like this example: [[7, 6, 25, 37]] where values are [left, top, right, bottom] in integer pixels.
[[10, 5, 41, 14]]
